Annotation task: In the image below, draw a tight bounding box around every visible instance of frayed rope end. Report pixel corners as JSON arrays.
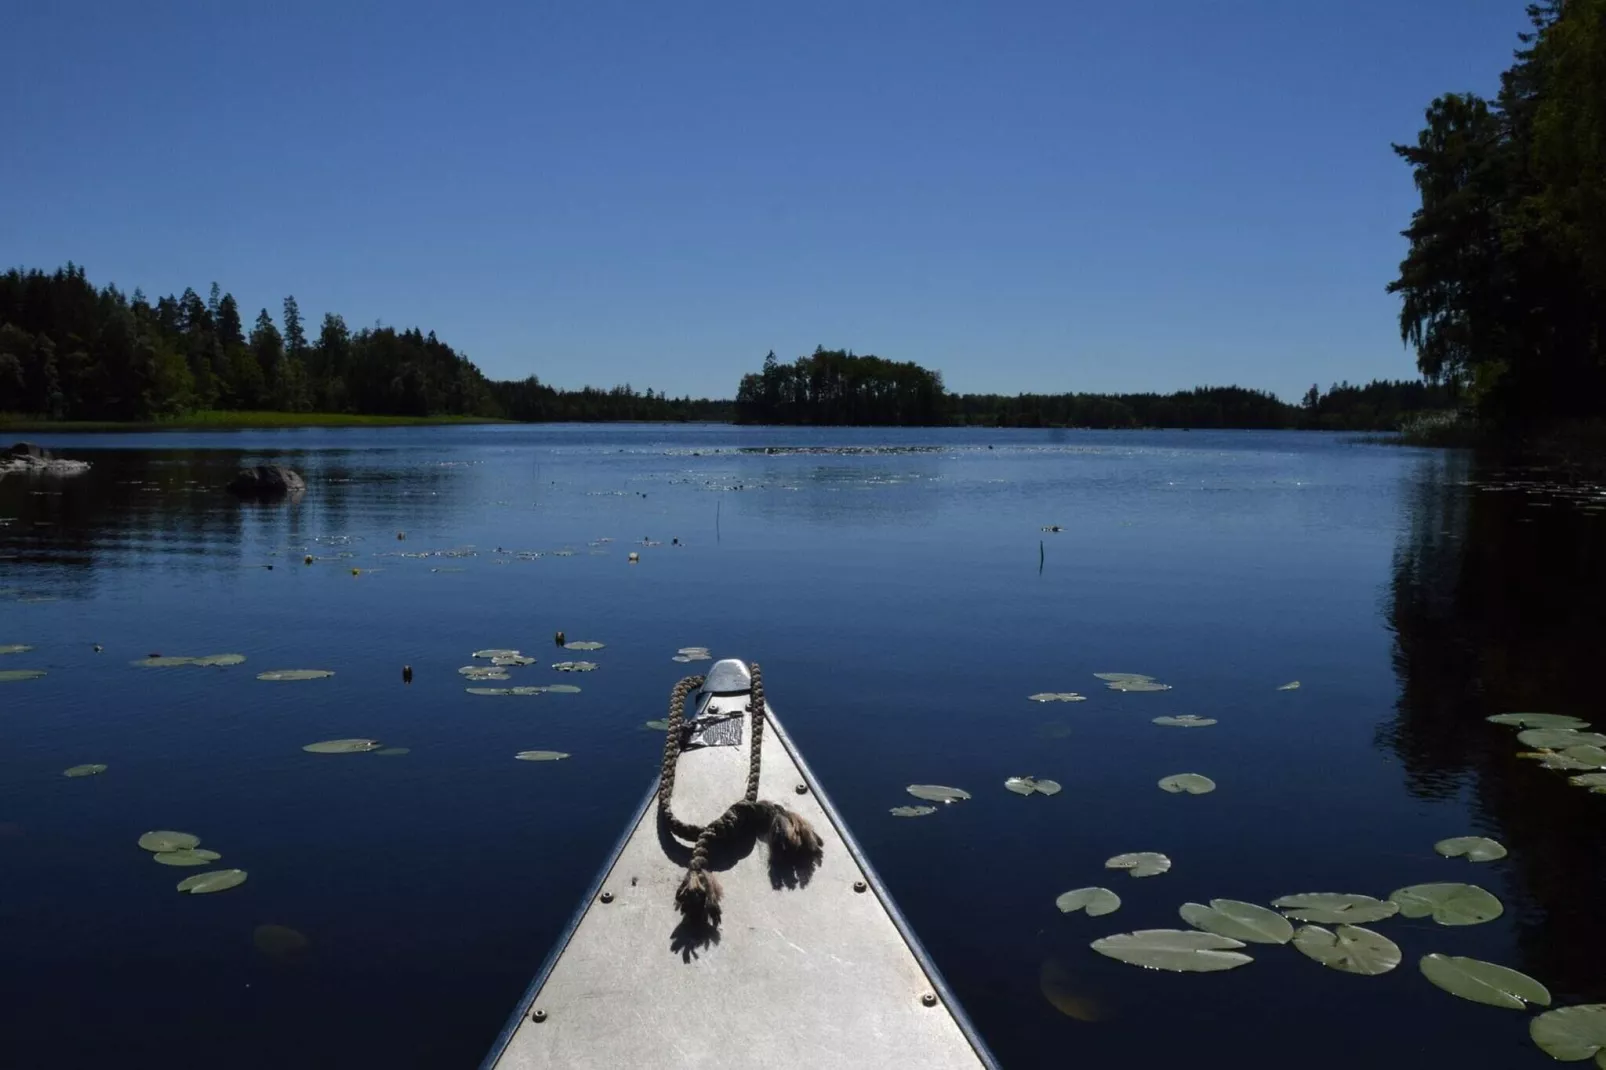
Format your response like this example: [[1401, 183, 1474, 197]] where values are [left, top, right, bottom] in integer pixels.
[[675, 867, 723, 926], [769, 806, 824, 859]]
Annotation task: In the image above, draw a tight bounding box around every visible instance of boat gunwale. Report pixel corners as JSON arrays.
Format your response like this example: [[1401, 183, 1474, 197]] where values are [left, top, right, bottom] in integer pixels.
[[479, 697, 1001, 1070]]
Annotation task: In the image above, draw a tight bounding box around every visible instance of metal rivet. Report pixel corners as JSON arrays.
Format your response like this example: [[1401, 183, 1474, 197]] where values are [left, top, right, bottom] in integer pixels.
[[794, 783, 808, 794], [600, 891, 614, 903], [532, 1009, 548, 1022], [920, 993, 938, 1008], [853, 880, 867, 893]]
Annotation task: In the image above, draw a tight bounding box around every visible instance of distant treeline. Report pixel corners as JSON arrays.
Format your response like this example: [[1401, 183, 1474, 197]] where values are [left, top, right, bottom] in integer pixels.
[[0, 264, 723, 424], [734, 347, 1454, 429], [2, 264, 1455, 432]]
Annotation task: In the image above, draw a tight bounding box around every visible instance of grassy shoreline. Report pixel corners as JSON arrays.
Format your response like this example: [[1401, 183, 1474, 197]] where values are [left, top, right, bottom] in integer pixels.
[[0, 411, 513, 432]]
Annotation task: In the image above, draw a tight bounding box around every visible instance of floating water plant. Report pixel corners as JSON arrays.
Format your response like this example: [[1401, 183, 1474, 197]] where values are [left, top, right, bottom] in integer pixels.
[[1179, 899, 1293, 944], [1158, 773, 1216, 795], [1433, 836, 1507, 862], [177, 869, 247, 894], [1271, 893, 1398, 925], [1105, 852, 1171, 878], [1530, 1004, 1606, 1064], [1090, 930, 1251, 972], [302, 739, 381, 754], [1292, 924, 1400, 975], [1488, 713, 1591, 730], [1055, 887, 1121, 917], [257, 670, 334, 681], [1389, 883, 1503, 926], [139, 831, 201, 852], [1419, 954, 1551, 1009], [906, 785, 970, 804], [1004, 776, 1062, 796]]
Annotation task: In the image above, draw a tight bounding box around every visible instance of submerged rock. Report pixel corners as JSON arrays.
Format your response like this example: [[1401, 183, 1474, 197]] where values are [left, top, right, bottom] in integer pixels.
[[1, 442, 89, 476], [227, 465, 306, 498]]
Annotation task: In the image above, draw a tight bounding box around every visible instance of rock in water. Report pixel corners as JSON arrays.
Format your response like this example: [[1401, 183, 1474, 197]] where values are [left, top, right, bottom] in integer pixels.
[[226, 465, 306, 498], [2, 442, 89, 475]]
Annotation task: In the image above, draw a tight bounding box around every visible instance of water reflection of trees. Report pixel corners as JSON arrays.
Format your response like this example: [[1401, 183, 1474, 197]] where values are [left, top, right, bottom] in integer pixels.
[[0, 450, 466, 592], [1385, 452, 1606, 1000]]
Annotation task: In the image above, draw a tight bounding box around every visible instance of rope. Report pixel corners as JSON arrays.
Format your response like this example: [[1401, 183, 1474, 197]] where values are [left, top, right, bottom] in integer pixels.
[[657, 662, 823, 926]]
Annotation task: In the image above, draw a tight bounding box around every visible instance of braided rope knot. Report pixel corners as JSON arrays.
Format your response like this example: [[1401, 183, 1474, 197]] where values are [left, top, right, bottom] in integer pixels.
[[657, 663, 823, 927]]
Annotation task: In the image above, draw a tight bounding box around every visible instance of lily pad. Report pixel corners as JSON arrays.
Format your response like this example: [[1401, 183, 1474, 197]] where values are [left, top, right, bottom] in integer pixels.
[[63, 764, 107, 777], [1090, 930, 1251, 972], [1292, 924, 1400, 975], [1569, 772, 1606, 792], [460, 665, 511, 679], [1547, 746, 1606, 770], [1005, 776, 1062, 796], [564, 641, 604, 651], [253, 924, 310, 963], [514, 750, 570, 761], [0, 644, 32, 655], [132, 656, 197, 667], [1158, 773, 1216, 795], [192, 654, 246, 667], [545, 684, 582, 694], [1153, 715, 1217, 727], [374, 747, 410, 756], [1530, 1004, 1606, 1064], [257, 670, 334, 681], [677, 647, 711, 656], [1434, 836, 1508, 862], [1094, 673, 1154, 683], [465, 686, 546, 696], [1056, 887, 1121, 917], [1276, 681, 1301, 691], [1179, 899, 1294, 944], [138, 830, 201, 852], [154, 848, 223, 867], [1389, 882, 1503, 926], [1518, 728, 1606, 749], [644, 719, 672, 731], [1272, 893, 1399, 925], [1420, 954, 1551, 1009], [1029, 693, 1087, 703], [552, 661, 597, 672], [906, 784, 971, 804], [1488, 712, 1592, 730], [1108, 679, 1172, 693], [890, 805, 938, 818], [302, 739, 381, 754], [176, 869, 248, 894], [491, 655, 537, 667], [0, 669, 46, 682], [473, 649, 521, 660], [1105, 852, 1171, 878]]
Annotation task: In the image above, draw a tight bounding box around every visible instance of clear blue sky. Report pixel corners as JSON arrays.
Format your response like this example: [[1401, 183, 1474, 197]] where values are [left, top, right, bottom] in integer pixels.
[[2, 1, 1524, 400]]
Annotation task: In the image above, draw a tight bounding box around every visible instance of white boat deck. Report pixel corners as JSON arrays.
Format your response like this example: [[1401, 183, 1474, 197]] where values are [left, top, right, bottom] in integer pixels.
[[484, 663, 994, 1070]]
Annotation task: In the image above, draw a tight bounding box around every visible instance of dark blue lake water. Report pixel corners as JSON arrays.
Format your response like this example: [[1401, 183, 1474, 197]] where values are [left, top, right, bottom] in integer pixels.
[[2, 425, 1602, 1068]]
